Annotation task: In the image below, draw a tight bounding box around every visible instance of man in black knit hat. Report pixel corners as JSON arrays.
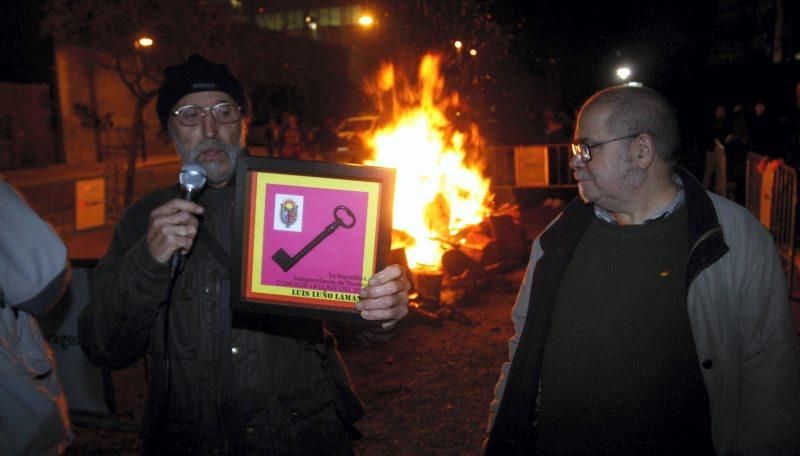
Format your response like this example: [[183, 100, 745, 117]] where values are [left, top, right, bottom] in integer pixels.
[[80, 54, 409, 454]]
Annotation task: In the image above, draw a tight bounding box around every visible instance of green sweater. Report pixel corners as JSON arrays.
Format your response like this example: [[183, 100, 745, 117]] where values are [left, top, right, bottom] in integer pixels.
[[536, 204, 713, 453]]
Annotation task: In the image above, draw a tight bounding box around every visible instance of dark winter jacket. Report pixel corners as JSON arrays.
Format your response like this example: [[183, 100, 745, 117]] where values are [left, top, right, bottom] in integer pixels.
[[79, 183, 364, 455]]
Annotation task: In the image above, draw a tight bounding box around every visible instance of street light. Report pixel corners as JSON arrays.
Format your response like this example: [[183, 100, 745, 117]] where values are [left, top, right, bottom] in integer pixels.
[[615, 66, 631, 81], [358, 14, 374, 27], [469, 48, 477, 56], [454, 40, 463, 50], [305, 16, 318, 31], [135, 36, 154, 49]]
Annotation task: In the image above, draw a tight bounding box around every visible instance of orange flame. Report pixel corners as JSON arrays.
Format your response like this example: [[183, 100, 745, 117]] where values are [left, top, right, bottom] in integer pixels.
[[365, 54, 492, 269]]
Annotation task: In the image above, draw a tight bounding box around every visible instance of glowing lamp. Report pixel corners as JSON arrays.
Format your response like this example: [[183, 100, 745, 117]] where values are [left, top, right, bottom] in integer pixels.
[[358, 15, 374, 27], [136, 36, 154, 48]]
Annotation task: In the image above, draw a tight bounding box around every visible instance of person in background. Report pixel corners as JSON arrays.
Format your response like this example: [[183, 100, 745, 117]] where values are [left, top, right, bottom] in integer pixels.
[[278, 113, 306, 159], [779, 81, 800, 168], [304, 125, 319, 160], [749, 99, 783, 176], [0, 179, 73, 454], [485, 85, 800, 454], [725, 103, 749, 204], [748, 100, 777, 156], [316, 117, 341, 161], [79, 55, 409, 454], [264, 116, 278, 157], [702, 104, 730, 196]]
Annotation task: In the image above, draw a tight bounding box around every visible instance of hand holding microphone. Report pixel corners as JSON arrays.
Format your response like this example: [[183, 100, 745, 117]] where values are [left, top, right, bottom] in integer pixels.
[[145, 163, 207, 279]]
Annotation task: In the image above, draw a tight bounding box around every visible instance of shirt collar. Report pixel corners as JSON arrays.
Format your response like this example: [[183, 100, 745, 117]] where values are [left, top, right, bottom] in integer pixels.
[[594, 174, 685, 224]]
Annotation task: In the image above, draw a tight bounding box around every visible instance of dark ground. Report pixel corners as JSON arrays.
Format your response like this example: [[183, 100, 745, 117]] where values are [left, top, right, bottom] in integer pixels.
[[64, 268, 521, 455], [62, 191, 567, 455], [62, 271, 522, 456]]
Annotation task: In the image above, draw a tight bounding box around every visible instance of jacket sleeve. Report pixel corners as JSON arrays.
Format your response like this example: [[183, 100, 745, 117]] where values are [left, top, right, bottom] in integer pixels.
[[485, 233, 544, 435], [78, 204, 172, 370], [0, 181, 70, 316], [732, 213, 800, 453]]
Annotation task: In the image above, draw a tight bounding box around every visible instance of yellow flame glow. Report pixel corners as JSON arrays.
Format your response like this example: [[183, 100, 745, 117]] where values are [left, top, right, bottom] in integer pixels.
[[366, 54, 492, 269]]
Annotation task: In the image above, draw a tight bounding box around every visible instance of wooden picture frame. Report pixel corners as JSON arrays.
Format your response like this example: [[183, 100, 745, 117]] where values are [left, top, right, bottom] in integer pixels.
[[232, 156, 395, 324]]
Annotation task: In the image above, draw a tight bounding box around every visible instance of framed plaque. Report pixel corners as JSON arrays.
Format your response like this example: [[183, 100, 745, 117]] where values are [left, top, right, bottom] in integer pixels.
[[232, 156, 395, 323]]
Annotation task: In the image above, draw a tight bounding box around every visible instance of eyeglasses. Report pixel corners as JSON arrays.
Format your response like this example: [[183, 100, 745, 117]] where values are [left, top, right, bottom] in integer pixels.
[[569, 133, 641, 162], [172, 103, 242, 126]]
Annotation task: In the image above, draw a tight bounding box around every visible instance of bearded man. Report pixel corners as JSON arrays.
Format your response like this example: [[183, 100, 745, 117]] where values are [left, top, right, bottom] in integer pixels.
[[80, 55, 409, 454]]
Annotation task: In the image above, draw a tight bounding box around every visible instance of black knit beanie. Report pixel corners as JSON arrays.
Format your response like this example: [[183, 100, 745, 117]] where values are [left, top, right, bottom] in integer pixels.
[[156, 54, 248, 132]]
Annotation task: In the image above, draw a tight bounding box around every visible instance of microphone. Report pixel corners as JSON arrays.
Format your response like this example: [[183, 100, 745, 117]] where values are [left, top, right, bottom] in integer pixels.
[[169, 162, 207, 279]]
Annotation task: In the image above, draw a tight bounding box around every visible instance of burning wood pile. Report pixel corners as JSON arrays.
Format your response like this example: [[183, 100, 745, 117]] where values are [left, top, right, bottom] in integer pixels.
[[359, 54, 530, 325], [390, 202, 530, 326]]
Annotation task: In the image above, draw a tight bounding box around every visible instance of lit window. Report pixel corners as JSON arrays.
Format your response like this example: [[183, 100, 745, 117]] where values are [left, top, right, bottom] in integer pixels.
[[258, 13, 286, 31], [344, 5, 363, 25], [328, 7, 342, 26], [286, 10, 304, 30], [319, 7, 342, 26]]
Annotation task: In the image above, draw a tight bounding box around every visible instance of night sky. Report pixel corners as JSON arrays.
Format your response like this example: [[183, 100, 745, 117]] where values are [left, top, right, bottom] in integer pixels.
[[493, 1, 718, 108], [1, 0, 792, 152], [0, 1, 715, 89], [0, 1, 53, 84]]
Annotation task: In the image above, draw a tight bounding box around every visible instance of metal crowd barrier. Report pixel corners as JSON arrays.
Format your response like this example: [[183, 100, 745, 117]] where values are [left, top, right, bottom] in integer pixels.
[[745, 152, 798, 297], [485, 144, 577, 188], [745, 152, 764, 217]]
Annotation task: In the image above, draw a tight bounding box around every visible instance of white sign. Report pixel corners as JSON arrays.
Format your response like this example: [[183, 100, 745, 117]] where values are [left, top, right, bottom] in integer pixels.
[[514, 146, 549, 187], [75, 178, 105, 230]]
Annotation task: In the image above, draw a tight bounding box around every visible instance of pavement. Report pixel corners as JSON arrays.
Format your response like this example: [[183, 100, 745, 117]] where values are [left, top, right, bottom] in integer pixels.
[[63, 226, 116, 260]]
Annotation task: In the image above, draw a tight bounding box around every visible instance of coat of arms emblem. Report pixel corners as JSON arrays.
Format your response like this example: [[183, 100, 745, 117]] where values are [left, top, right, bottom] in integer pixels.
[[279, 198, 299, 228]]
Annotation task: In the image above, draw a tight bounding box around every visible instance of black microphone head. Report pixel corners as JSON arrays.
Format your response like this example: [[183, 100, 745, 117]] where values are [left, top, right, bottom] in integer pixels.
[[178, 162, 207, 202]]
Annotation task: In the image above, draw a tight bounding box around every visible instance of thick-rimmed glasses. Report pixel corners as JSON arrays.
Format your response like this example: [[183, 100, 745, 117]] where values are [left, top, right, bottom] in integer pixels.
[[173, 103, 242, 127], [569, 133, 641, 162]]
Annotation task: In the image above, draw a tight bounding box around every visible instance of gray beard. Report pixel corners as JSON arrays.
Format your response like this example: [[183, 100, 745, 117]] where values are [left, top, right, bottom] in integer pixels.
[[177, 139, 242, 185]]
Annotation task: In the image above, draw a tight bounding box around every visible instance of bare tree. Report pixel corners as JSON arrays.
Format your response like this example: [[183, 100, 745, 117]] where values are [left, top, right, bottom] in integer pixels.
[[45, 1, 180, 205], [42, 0, 334, 205]]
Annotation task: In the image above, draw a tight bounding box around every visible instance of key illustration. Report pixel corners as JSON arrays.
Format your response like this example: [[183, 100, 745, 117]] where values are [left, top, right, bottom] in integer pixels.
[[272, 205, 356, 272]]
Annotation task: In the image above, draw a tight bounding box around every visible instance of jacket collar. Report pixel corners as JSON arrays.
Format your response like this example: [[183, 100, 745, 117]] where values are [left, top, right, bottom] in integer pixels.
[[674, 166, 729, 283]]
